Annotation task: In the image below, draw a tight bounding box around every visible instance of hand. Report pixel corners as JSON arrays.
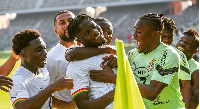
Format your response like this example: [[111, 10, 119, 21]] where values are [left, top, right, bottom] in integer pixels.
[[11, 47, 20, 61], [89, 65, 116, 84], [0, 75, 13, 92], [52, 77, 73, 91], [101, 55, 117, 69], [107, 47, 116, 55]]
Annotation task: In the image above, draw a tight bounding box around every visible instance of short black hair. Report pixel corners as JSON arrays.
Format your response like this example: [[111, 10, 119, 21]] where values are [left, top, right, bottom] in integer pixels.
[[54, 10, 75, 27], [163, 17, 176, 31], [12, 29, 41, 55], [94, 17, 113, 27], [183, 29, 199, 48], [139, 13, 164, 31], [68, 14, 93, 40]]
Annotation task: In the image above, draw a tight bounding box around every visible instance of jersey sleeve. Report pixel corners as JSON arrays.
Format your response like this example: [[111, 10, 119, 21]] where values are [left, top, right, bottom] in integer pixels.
[[179, 52, 191, 80], [66, 62, 90, 98], [9, 76, 29, 108], [151, 51, 179, 85], [189, 59, 199, 75]]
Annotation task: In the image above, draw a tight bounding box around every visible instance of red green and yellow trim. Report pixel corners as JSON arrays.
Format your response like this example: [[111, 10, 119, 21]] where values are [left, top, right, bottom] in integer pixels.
[[12, 98, 26, 107], [72, 88, 88, 98]]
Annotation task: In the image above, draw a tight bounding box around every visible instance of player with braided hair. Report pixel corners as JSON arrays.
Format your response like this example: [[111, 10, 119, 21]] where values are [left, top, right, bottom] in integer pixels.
[[161, 17, 177, 46], [161, 16, 191, 109], [128, 13, 185, 108], [176, 29, 199, 109]]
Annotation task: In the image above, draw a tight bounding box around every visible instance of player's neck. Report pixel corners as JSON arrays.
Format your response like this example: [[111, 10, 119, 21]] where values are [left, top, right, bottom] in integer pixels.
[[21, 64, 39, 75], [60, 41, 76, 48]]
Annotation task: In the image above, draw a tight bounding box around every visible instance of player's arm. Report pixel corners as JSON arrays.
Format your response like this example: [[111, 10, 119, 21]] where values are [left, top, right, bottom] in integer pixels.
[[189, 69, 199, 109], [138, 80, 167, 101], [14, 77, 73, 109], [0, 48, 20, 76], [180, 80, 191, 109], [191, 70, 199, 101], [52, 96, 77, 109], [74, 89, 115, 109], [65, 47, 116, 61]]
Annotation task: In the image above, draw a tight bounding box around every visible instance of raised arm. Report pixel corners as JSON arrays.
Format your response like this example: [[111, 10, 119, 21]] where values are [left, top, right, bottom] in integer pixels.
[[65, 47, 116, 61], [14, 77, 73, 109], [0, 48, 20, 76]]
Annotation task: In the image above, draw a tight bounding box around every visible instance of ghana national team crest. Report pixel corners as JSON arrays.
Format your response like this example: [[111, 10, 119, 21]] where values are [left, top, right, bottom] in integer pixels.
[[148, 58, 157, 70]]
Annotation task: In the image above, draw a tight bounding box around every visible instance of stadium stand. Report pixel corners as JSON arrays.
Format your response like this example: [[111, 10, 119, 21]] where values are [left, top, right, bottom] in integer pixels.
[[0, 0, 198, 50]]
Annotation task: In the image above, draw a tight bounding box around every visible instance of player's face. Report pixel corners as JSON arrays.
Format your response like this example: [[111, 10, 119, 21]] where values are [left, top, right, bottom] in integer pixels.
[[161, 29, 174, 45], [26, 37, 47, 69], [176, 34, 196, 59], [55, 12, 75, 42], [133, 19, 155, 54], [76, 19, 105, 47], [96, 21, 113, 45]]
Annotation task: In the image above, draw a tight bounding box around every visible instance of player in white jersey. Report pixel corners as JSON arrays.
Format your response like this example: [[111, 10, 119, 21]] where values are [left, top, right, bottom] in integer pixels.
[[10, 66, 52, 109], [176, 28, 199, 109], [46, 10, 77, 108], [9, 29, 73, 109], [65, 17, 116, 63], [65, 17, 117, 83], [67, 14, 115, 109]]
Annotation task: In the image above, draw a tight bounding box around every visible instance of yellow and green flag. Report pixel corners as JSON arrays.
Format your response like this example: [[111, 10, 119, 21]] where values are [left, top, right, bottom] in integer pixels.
[[113, 39, 145, 109]]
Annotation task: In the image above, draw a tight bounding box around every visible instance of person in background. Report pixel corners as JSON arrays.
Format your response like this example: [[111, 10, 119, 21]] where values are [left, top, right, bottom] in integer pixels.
[[161, 17, 191, 109], [176, 28, 199, 109], [46, 10, 77, 109]]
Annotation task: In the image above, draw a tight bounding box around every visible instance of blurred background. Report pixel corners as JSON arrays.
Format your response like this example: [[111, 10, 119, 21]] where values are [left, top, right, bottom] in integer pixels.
[[0, 0, 199, 50]]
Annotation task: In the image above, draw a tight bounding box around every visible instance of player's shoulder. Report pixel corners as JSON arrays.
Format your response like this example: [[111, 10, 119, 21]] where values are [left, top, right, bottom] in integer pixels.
[[12, 67, 29, 83], [188, 58, 199, 67], [48, 43, 66, 55], [162, 44, 180, 59]]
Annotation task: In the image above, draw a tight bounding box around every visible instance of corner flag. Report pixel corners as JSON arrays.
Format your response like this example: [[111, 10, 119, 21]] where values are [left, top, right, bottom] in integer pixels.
[[113, 39, 145, 109]]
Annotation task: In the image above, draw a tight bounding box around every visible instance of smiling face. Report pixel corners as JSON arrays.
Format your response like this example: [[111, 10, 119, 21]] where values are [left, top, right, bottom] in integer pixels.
[[176, 34, 197, 59], [161, 29, 174, 45], [75, 19, 105, 47], [133, 19, 157, 54], [55, 12, 75, 42], [95, 20, 113, 45], [24, 37, 47, 69]]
